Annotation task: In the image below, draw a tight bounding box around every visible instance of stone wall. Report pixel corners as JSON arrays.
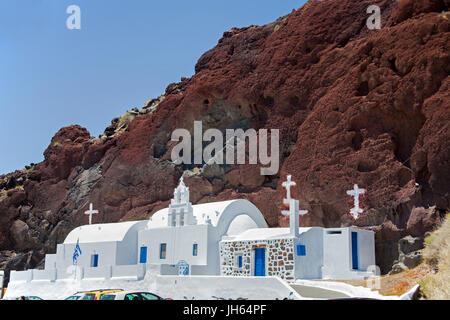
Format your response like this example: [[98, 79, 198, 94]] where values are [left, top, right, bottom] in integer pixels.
[[220, 238, 295, 280]]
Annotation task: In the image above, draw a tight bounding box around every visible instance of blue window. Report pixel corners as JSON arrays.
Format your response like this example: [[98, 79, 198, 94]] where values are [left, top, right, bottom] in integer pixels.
[[238, 255, 243, 268], [139, 246, 147, 263], [91, 254, 98, 267], [160, 243, 167, 259], [297, 244, 306, 256], [193, 243, 198, 256]]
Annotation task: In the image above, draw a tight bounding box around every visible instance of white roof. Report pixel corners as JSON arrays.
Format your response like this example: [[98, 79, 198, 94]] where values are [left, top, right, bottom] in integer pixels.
[[147, 199, 265, 229], [226, 214, 260, 236], [221, 227, 313, 241], [64, 220, 147, 244]]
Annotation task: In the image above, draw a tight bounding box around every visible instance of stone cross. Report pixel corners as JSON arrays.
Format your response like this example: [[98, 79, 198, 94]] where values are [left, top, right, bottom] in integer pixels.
[[346, 184, 366, 219], [84, 203, 99, 225], [282, 175, 296, 212], [288, 199, 308, 238], [281, 175, 308, 237]]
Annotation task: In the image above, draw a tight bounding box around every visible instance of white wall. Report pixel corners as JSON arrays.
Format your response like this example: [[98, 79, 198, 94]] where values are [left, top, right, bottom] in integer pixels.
[[351, 228, 375, 272], [154, 275, 301, 300], [116, 237, 138, 266], [4, 272, 302, 300], [44, 254, 57, 270], [295, 228, 324, 279], [32, 269, 56, 281], [116, 221, 146, 265], [111, 264, 145, 280], [0, 270, 4, 296], [322, 228, 351, 279], [84, 266, 111, 279], [54, 242, 117, 269], [138, 224, 211, 268], [322, 228, 376, 280], [44, 222, 146, 271], [10, 270, 33, 282]]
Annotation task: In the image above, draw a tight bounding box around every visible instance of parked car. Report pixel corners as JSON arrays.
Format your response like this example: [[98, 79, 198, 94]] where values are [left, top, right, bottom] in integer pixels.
[[99, 291, 169, 300], [4, 296, 44, 300], [64, 291, 91, 300], [328, 297, 380, 300], [81, 289, 124, 300]]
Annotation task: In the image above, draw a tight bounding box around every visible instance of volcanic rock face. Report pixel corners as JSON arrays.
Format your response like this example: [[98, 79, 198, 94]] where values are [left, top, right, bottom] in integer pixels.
[[0, 0, 449, 277]]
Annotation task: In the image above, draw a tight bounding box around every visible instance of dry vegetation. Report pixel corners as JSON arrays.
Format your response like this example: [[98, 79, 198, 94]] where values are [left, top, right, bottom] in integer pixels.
[[0, 185, 24, 202], [419, 213, 450, 300], [322, 263, 432, 297]]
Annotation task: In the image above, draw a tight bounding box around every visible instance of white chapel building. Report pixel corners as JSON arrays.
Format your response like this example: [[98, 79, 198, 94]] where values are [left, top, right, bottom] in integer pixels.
[[10, 176, 376, 286]]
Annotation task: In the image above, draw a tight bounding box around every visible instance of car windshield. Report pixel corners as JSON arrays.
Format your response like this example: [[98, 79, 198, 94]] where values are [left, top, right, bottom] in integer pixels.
[[27, 296, 43, 300], [124, 293, 141, 300], [99, 295, 116, 300], [140, 293, 160, 300], [65, 296, 81, 300], [81, 294, 96, 300]]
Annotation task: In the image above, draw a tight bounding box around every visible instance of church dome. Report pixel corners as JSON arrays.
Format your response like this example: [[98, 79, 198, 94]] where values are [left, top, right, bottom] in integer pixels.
[[225, 214, 259, 236], [147, 199, 268, 236]]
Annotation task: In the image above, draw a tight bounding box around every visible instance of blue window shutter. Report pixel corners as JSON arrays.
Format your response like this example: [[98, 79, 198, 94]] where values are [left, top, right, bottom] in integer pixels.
[[91, 254, 98, 267], [193, 244, 198, 256], [297, 245, 306, 256], [238, 256, 242, 268], [160, 243, 166, 259], [140, 246, 147, 263], [351, 232, 359, 270]]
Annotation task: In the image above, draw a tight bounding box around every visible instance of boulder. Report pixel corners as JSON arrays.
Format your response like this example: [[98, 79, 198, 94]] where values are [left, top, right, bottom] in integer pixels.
[[10, 220, 40, 251]]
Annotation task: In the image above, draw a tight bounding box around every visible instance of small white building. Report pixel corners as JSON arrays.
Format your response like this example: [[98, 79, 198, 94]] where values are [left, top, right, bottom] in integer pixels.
[[0, 270, 4, 295], [8, 176, 376, 296], [45, 220, 148, 271], [220, 226, 375, 281]]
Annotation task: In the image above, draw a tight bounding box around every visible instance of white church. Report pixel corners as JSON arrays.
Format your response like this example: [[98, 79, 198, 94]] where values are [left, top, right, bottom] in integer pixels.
[[6, 175, 376, 298]]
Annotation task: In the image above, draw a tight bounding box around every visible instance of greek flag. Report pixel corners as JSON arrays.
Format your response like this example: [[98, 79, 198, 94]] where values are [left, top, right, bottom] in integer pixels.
[[73, 238, 82, 265]]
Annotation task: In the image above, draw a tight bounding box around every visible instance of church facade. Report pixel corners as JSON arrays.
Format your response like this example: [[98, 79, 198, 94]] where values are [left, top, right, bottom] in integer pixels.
[[219, 226, 375, 281], [9, 176, 376, 286]]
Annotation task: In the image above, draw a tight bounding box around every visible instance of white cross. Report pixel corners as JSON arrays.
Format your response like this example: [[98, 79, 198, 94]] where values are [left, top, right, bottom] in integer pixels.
[[84, 203, 99, 225], [282, 175, 296, 211], [346, 184, 366, 219], [288, 199, 308, 217], [286, 199, 308, 237]]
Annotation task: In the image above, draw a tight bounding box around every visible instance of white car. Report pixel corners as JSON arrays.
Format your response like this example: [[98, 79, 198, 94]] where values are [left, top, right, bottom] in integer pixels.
[[64, 291, 90, 300], [2, 296, 43, 300], [99, 291, 168, 300]]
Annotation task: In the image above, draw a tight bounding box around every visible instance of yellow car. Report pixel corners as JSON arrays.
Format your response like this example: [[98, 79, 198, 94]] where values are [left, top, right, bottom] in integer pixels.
[[81, 289, 123, 300]]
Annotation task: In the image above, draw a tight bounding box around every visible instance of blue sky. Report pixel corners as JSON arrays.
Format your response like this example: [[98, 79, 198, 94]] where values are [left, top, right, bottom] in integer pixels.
[[0, 0, 306, 175]]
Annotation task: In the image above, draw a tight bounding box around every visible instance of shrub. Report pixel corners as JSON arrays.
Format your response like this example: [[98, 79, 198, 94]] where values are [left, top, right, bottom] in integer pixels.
[[420, 213, 450, 299]]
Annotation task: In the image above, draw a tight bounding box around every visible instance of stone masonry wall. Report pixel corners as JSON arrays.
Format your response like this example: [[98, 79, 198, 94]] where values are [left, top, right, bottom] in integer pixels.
[[220, 238, 295, 281]]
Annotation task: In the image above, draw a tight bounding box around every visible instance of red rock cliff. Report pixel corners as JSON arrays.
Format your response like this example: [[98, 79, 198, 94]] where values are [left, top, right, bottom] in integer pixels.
[[0, 0, 449, 276]]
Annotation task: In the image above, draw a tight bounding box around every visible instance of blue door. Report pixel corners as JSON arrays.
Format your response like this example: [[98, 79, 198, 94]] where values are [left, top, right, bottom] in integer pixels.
[[351, 232, 359, 270], [139, 246, 147, 263], [254, 248, 266, 276]]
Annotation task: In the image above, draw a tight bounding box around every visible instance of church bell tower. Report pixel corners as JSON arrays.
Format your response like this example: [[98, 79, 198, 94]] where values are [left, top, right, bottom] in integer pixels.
[[167, 177, 196, 227]]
